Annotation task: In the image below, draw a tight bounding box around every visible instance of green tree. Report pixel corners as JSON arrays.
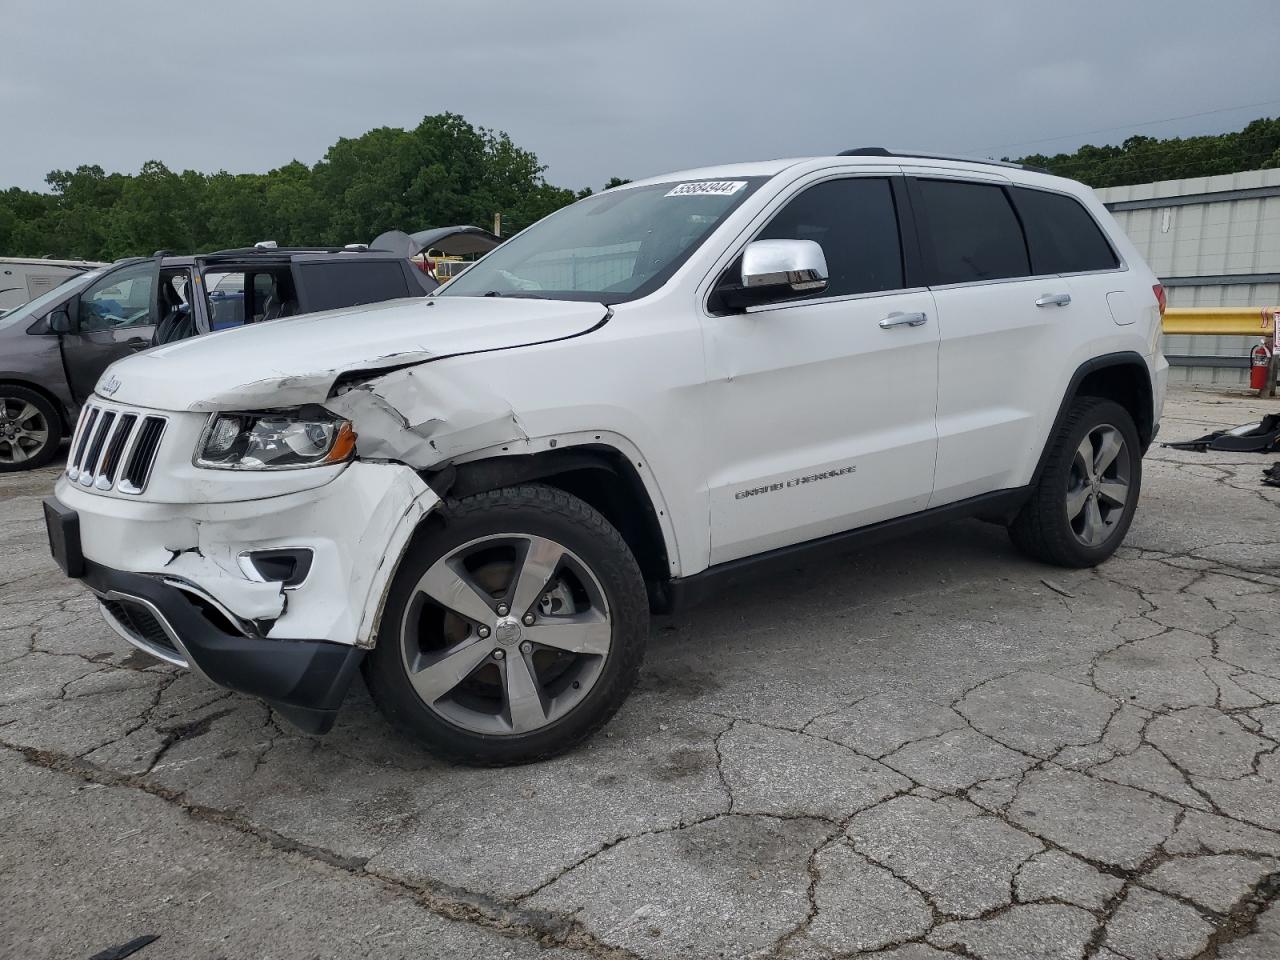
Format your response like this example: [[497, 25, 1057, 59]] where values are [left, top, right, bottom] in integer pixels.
[[0, 113, 589, 259], [11, 114, 1274, 261], [1016, 117, 1280, 187]]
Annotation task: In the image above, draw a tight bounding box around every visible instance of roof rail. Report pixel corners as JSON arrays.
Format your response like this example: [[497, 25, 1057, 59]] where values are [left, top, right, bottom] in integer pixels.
[[836, 147, 1052, 175], [198, 245, 353, 258]]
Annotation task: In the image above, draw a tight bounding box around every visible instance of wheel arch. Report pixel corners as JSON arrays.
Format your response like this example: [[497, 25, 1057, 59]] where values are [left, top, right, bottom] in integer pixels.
[[422, 444, 678, 612], [1032, 351, 1154, 486]]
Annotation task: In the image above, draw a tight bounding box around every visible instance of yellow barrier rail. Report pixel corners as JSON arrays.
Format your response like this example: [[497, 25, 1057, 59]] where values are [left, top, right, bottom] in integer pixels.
[[1162, 307, 1276, 337]]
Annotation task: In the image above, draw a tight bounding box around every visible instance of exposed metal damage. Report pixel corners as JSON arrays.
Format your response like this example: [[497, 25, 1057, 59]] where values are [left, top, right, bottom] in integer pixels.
[[151, 462, 440, 644], [144, 358, 533, 638], [162, 531, 290, 624], [325, 361, 532, 469], [191, 350, 435, 412]]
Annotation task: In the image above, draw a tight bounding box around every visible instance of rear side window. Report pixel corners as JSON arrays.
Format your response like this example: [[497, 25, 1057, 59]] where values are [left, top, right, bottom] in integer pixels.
[[757, 177, 904, 298], [913, 179, 1030, 285], [298, 261, 411, 313], [1012, 187, 1119, 274]]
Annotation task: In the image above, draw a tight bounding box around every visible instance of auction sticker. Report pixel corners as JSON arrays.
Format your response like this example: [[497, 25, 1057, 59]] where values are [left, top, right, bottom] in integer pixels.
[[665, 181, 747, 197]]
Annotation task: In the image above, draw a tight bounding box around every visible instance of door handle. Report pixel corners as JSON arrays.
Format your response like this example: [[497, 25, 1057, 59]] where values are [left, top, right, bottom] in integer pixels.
[[1035, 293, 1072, 308], [125, 337, 149, 348], [879, 311, 928, 329]]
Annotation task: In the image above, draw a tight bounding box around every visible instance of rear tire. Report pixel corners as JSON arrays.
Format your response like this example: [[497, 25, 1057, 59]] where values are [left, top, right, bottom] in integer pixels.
[[0, 386, 62, 472], [364, 484, 648, 766], [1008, 397, 1142, 568]]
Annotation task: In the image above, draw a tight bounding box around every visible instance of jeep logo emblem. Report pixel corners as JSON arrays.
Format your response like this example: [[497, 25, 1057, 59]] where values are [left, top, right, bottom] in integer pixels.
[[493, 618, 523, 646], [100, 375, 121, 397]]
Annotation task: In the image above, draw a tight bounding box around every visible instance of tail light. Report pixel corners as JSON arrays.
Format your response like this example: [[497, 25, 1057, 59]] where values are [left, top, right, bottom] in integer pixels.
[[1152, 283, 1166, 317]]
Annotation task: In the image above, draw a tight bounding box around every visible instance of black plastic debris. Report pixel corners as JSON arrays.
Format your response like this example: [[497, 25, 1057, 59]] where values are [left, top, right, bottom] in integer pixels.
[[1163, 414, 1280, 453], [88, 935, 159, 960], [1263, 462, 1280, 488]]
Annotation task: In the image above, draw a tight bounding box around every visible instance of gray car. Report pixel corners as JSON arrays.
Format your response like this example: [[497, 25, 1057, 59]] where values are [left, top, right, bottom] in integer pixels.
[[0, 269, 105, 471]]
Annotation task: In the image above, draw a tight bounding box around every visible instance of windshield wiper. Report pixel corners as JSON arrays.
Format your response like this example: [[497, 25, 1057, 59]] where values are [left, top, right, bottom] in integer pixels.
[[482, 290, 549, 300]]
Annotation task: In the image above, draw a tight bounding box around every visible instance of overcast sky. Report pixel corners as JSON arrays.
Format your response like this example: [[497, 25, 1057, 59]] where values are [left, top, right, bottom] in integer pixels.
[[3, 0, 1278, 193]]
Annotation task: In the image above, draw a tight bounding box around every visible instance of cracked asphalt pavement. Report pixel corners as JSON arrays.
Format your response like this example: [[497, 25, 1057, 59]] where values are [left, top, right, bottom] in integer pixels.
[[2, 383, 1278, 960]]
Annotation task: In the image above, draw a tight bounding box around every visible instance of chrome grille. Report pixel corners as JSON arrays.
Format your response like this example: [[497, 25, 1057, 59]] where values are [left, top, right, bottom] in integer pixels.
[[98, 413, 136, 486], [69, 407, 98, 476], [67, 402, 167, 494], [120, 416, 166, 494]]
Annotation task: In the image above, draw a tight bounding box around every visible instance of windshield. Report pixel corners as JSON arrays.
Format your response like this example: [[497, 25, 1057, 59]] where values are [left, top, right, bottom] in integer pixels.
[[439, 177, 767, 303], [0, 269, 104, 330]]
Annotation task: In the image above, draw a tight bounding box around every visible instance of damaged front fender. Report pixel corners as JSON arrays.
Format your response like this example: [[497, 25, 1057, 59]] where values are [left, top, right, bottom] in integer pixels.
[[325, 362, 531, 469]]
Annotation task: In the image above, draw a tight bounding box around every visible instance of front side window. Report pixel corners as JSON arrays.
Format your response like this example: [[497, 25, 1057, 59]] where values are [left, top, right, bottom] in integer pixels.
[[78, 262, 157, 331], [439, 178, 766, 303], [914, 179, 1030, 285], [1012, 187, 1119, 275], [756, 177, 905, 299]]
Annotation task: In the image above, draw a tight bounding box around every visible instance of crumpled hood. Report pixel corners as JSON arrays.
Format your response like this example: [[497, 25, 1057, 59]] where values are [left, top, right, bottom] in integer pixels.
[[101, 296, 608, 411]]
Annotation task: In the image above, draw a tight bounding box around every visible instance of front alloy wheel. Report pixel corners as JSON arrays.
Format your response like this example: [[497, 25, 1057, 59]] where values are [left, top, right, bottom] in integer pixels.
[[365, 484, 648, 765], [401, 533, 613, 736]]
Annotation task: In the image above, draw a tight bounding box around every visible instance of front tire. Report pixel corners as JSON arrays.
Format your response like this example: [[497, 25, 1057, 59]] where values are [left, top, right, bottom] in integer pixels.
[[364, 484, 648, 765], [1008, 397, 1142, 568], [0, 386, 62, 472]]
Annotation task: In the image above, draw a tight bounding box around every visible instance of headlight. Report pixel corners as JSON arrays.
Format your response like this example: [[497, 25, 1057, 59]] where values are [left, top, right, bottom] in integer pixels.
[[195, 408, 356, 470]]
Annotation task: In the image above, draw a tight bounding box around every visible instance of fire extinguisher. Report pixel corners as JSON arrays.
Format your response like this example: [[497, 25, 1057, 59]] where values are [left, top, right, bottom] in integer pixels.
[[1251, 340, 1273, 391]]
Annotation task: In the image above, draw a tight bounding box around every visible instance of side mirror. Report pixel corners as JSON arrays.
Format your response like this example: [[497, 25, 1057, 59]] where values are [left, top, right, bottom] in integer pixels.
[[48, 305, 73, 334], [724, 239, 828, 310]]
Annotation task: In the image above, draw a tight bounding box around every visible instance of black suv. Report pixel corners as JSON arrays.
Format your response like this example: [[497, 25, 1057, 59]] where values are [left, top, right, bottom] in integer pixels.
[[0, 245, 434, 471]]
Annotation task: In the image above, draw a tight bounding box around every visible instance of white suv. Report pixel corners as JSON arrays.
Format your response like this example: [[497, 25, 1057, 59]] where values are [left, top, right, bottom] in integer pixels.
[[45, 150, 1168, 764]]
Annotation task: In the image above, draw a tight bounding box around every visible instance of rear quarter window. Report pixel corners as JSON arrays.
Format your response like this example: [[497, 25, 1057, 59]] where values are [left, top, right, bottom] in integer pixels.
[[298, 260, 411, 313], [1012, 187, 1120, 275]]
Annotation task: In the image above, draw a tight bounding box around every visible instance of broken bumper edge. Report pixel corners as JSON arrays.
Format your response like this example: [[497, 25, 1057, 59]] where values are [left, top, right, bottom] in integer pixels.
[[81, 557, 365, 734]]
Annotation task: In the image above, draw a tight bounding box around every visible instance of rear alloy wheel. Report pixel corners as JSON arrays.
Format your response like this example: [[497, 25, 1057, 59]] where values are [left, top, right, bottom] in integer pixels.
[[1008, 397, 1142, 567], [1066, 425, 1131, 547], [0, 387, 62, 472], [365, 485, 648, 765]]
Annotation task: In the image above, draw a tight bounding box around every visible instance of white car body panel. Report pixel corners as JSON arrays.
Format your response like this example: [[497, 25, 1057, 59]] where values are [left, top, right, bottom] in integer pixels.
[[700, 285, 940, 564], [929, 276, 1082, 504]]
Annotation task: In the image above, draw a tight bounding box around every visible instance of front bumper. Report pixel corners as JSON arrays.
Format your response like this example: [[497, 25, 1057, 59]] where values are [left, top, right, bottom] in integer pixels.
[[53, 461, 438, 646], [82, 558, 363, 733], [48, 460, 440, 732]]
